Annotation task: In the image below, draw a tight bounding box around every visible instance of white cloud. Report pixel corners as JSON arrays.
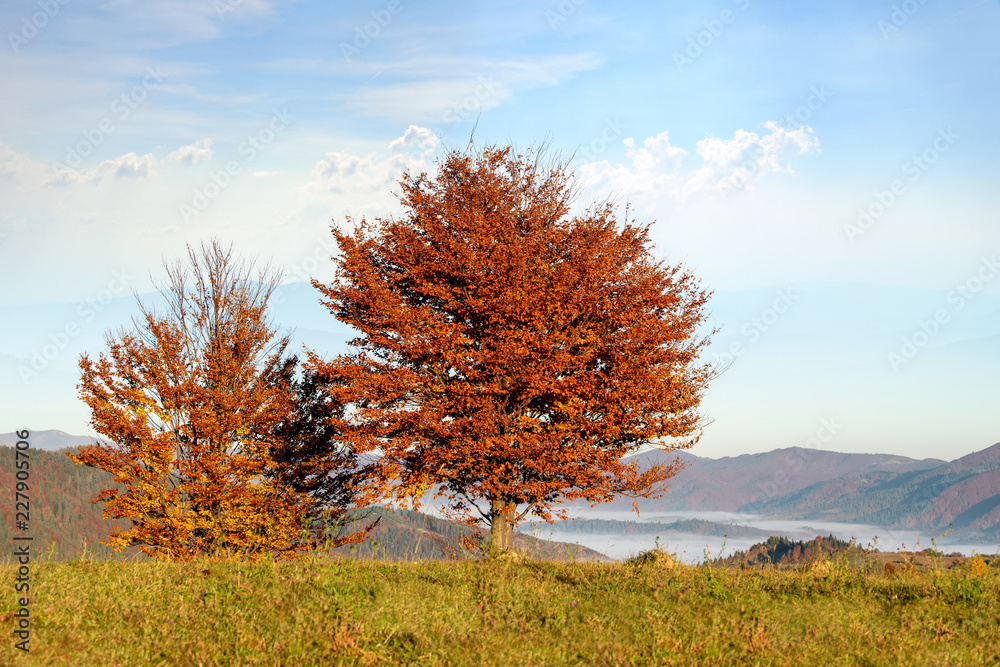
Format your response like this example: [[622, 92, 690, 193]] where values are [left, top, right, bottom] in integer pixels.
[[0, 142, 152, 186], [578, 122, 820, 203], [692, 122, 820, 195], [0, 143, 57, 189], [308, 125, 441, 195], [625, 132, 688, 172], [47, 152, 158, 184], [312, 151, 381, 190], [388, 125, 441, 154], [1, 139, 219, 192], [98, 152, 158, 179], [168, 139, 213, 166], [293, 125, 445, 223]]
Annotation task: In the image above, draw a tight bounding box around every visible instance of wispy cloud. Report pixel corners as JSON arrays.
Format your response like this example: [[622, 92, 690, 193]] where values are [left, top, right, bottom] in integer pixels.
[[338, 53, 605, 121]]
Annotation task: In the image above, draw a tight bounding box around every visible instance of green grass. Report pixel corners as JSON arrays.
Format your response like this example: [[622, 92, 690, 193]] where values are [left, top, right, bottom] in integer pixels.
[[2, 551, 999, 666]]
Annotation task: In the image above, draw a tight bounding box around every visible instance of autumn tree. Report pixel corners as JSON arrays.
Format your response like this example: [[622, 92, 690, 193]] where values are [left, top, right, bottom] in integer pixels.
[[311, 144, 715, 553], [71, 240, 373, 561]]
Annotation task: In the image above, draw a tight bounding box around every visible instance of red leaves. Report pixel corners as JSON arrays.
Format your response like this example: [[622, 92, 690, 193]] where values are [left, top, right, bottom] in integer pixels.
[[312, 143, 715, 542]]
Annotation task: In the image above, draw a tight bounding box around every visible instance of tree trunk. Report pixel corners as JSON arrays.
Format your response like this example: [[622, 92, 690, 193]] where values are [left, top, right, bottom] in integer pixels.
[[489, 500, 515, 554]]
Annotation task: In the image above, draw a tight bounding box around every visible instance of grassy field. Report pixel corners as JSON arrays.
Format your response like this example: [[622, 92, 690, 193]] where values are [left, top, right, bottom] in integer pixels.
[[2, 549, 999, 666]]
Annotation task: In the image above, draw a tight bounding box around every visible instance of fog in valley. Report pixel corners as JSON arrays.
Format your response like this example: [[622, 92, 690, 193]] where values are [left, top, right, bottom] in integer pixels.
[[514, 509, 1000, 563]]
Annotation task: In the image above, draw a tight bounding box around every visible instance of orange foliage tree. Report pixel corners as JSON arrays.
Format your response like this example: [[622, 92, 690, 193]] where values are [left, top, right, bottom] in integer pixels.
[[311, 144, 715, 553], [71, 240, 373, 561]]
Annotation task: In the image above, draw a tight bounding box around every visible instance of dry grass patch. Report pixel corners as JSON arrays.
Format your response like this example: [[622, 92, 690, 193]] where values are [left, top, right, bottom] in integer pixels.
[[0, 554, 998, 665]]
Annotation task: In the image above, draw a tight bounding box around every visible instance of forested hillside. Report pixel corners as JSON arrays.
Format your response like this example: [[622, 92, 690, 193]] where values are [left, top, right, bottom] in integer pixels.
[[747, 443, 1000, 541], [7, 433, 1000, 557], [334, 507, 608, 561], [0, 446, 137, 560], [0, 446, 607, 562], [596, 447, 945, 513]]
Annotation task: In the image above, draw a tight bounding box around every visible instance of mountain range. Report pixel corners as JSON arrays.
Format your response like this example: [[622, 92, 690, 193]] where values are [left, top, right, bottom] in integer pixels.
[[741, 443, 1000, 541], [5, 430, 999, 552], [602, 442, 1000, 541], [0, 430, 106, 451], [614, 446, 945, 512]]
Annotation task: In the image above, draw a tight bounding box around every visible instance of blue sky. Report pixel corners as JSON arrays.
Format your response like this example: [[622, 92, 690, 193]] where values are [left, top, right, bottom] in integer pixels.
[[1, 0, 997, 459]]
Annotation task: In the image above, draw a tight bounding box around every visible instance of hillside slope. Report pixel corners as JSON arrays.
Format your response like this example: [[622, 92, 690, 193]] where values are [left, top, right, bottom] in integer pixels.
[[747, 443, 1000, 540], [591, 446, 944, 513], [0, 445, 136, 560], [0, 445, 607, 562], [337, 507, 609, 561], [8, 430, 999, 546]]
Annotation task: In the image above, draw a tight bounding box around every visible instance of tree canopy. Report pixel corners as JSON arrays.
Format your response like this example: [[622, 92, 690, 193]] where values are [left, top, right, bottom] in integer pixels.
[[72, 240, 372, 560], [311, 144, 715, 552]]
